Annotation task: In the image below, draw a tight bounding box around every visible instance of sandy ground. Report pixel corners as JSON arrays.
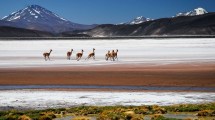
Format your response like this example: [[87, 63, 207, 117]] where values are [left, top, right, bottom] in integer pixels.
[[0, 62, 215, 87]]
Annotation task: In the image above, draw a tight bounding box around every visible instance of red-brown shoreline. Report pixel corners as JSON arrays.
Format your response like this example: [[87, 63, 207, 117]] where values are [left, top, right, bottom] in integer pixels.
[[0, 62, 215, 87]]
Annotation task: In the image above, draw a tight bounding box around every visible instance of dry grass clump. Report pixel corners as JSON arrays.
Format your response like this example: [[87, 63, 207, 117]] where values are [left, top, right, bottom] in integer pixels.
[[38, 116, 52, 120], [183, 118, 192, 120], [38, 112, 56, 120], [124, 111, 135, 120], [196, 110, 215, 116], [150, 114, 164, 120], [72, 116, 91, 120], [98, 110, 144, 120], [97, 109, 123, 120], [129, 115, 144, 120], [124, 111, 143, 120], [67, 106, 102, 116], [18, 115, 32, 120], [151, 105, 167, 114], [133, 106, 150, 115], [150, 114, 181, 120]]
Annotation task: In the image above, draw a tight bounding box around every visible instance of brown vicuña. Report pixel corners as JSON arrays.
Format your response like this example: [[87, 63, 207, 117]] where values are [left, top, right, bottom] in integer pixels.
[[76, 49, 84, 61], [105, 50, 111, 61], [110, 50, 115, 61], [85, 48, 95, 60], [67, 49, 73, 60], [43, 49, 52, 61], [113, 49, 118, 60], [106, 50, 115, 61]]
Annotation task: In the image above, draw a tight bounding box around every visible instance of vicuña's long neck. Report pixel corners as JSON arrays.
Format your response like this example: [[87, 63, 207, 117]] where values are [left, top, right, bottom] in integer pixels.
[[93, 50, 95, 53], [49, 50, 52, 54]]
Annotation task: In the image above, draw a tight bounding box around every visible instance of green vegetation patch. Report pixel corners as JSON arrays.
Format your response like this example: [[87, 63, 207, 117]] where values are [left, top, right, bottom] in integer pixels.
[[164, 102, 215, 112], [0, 103, 214, 120]]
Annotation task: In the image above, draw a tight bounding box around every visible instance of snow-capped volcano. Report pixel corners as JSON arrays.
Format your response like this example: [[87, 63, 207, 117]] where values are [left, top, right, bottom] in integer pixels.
[[176, 7, 208, 17], [124, 16, 152, 25], [2, 5, 68, 22], [1, 5, 96, 33]]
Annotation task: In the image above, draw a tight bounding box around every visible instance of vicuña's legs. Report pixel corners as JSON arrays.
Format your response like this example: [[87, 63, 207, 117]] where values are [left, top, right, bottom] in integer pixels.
[[85, 56, 89, 60]]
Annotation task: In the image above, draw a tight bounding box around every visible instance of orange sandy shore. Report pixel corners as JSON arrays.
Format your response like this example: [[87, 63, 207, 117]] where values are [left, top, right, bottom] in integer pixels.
[[0, 62, 215, 87]]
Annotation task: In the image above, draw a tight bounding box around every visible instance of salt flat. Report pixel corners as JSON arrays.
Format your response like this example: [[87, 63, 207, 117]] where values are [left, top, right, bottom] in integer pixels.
[[0, 38, 215, 68], [0, 90, 214, 110]]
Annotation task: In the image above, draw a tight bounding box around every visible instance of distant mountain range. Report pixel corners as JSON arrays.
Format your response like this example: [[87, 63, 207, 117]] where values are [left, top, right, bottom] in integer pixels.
[[0, 5, 96, 33], [85, 12, 215, 36], [122, 7, 208, 25], [0, 6, 214, 37]]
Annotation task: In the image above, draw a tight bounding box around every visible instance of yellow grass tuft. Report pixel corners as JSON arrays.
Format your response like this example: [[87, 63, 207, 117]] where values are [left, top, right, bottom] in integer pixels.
[[18, 115, 32, 120], [72, 116, 91, 120]]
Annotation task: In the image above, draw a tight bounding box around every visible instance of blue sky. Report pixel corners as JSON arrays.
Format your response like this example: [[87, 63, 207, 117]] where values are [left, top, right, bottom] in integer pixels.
[[0, 0, 215, 24]]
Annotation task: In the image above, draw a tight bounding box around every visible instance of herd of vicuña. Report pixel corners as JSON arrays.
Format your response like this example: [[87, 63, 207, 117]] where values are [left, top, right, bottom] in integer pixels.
[[43, 48, 118, 61]]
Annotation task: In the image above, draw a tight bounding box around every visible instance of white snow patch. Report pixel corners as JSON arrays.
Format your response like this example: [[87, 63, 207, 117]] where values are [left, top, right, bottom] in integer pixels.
[[1, 16, 8, 19], [54, 13, 60, 17], [11, 11, 17, 15], [124, 16, 152, 25], [176, 7, 208, 17], [33, 9, 41, 14], [13, 16, 20, 19], [116, 22, 125, 25], [60, 17, 67, 21], [52, 13, 67, 21], [30, 11, 36, 16], [8, 16, 20, 21], [194, 7, 208, 15]]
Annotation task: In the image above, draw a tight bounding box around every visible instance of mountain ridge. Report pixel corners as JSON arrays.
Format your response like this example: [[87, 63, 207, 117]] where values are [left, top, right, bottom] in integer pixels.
[[124, 16, 152, 25], [0, 26, 54, 37], [84, 12, 215, 37], [122, 7, 208, 25]]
